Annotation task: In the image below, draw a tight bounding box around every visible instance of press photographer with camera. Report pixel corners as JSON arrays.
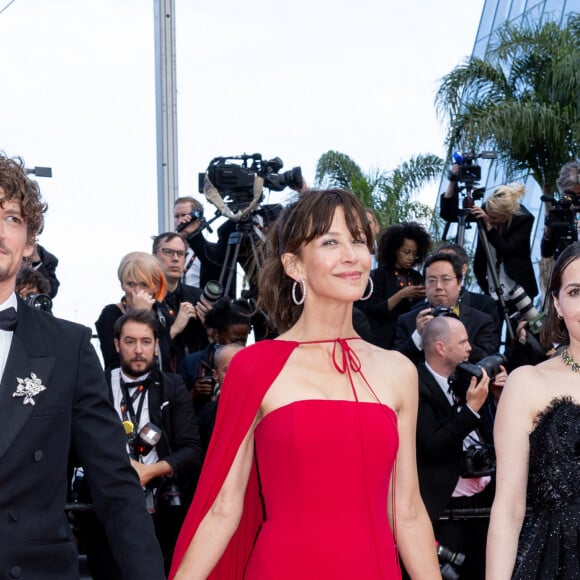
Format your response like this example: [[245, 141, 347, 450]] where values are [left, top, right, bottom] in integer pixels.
[[470, 183, 539, 322], [416, 316, 500, 580], [77, 309, 202, 578], [394, 252, 498, 365], [540, 160, 580, 261]]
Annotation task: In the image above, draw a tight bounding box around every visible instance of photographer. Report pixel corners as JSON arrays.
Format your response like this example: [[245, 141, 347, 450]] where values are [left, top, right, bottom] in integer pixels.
[[77, 310, 202, 578], [174, 196, 204, 287], [394, 253, 498, 365], [416, 316, 499, 580], [470, 183, 538, 315], [541, 160, 580, 260], [179, 297, 252, 416]]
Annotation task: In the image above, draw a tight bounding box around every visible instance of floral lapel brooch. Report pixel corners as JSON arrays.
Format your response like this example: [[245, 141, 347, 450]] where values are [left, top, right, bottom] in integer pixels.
[[13, 373, 46, 405]]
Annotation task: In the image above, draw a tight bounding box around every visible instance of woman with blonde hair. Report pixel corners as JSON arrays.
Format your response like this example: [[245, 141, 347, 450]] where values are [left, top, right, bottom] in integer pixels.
[[96, 251, 171, 370], [471, 183, 538, 319]]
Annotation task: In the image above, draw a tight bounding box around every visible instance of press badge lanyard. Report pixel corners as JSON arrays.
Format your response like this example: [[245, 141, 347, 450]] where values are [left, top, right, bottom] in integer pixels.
[[120, 379, 149, 429]]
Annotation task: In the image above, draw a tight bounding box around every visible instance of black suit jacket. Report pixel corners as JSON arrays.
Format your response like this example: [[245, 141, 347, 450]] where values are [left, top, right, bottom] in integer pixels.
[[394, 301, 498, 365], [473, 205, 538, 300], [106, 368, 202, 487], [0, 299, 164, 579], [416, 363, 487, 523]]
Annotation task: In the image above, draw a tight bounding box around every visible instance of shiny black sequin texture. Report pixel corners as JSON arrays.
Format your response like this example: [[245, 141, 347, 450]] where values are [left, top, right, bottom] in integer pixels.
[[512, 397, 580, 579]]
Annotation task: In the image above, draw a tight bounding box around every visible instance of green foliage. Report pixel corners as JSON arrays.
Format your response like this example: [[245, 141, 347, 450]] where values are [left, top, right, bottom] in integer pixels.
[[435, 14, 580, 196], [314, 150, 444, 228]]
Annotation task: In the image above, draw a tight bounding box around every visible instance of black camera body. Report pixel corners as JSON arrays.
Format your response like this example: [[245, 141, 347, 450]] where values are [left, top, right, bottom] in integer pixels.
[[456, 156, 482, 183], [461, 444, 496, 478], [430, 304, 456, 317], [155, 478, 184, 509], [448, 353, 506, 402], [198, 153, 302, 211], [542, 193, 580, 258]]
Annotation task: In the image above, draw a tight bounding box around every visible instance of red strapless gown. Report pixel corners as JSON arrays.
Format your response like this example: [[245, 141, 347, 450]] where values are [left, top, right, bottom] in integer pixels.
[[244, 399, 400, 579]]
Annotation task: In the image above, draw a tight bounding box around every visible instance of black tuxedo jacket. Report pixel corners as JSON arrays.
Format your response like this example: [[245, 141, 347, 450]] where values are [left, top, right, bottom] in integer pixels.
[[0, 299, 164, 579], [416, 363, 488, 523], [394, 301, 498, 365], [105, 368, 202, 485]]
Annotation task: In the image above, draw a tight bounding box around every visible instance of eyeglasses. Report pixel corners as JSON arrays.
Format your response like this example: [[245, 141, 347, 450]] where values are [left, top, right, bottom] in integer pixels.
[[157, 248, 186, 258], [425, 276, 457, 286]]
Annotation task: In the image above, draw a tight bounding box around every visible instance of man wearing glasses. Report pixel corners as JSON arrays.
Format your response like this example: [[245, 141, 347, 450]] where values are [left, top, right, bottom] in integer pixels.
[[153, 233, 209, 369], [394, 253, 498, 365]]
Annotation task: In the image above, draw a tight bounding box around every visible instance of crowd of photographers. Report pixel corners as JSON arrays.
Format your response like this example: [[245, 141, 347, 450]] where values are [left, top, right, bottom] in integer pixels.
[[16, 156, 578, 578]]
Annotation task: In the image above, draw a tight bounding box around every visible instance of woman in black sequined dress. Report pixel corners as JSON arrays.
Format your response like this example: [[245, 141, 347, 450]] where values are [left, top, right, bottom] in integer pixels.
[[487, 242, 580, 579]]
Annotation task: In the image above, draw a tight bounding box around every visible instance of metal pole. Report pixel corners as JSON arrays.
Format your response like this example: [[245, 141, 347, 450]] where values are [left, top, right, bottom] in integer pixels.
[[154, 0, 179, 233]]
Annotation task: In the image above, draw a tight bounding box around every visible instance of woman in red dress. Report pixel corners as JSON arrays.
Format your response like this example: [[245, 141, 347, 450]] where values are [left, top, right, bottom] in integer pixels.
[[170, 188, 440, 579]]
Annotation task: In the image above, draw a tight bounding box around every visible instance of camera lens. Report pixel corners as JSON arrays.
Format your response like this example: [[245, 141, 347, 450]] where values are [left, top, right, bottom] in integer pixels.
[[202, 280, 224, 305]]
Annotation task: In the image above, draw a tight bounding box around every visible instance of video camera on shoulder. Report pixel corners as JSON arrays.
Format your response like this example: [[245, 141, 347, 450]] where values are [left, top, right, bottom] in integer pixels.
[[448, 353, 506, 403]]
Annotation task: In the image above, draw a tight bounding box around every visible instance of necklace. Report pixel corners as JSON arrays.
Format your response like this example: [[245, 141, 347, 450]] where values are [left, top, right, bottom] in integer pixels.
[[561, 349, 580, 372]]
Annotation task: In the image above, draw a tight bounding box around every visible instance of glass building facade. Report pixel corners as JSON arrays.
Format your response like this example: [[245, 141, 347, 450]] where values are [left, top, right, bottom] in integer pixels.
[[440, 0, 580, 300]]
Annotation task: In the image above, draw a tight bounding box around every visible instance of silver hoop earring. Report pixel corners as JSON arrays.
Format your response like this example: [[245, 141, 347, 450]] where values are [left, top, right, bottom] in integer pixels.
[[360, 277, 374, 301], [291, 279, 306, 305]]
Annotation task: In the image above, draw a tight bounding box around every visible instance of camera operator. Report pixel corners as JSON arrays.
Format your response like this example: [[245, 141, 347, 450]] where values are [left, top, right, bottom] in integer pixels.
[[470, 183, 538, 320], [152, 232, 209, 368], [174, 196, 204, 287], [394, 253, 498, 365], [76, 309, 202, 578], [416, 316, 498, 580], [541, 160, 580, 260]]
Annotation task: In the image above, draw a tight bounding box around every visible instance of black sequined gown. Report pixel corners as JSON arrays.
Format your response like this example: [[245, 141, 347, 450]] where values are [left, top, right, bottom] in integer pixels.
[[513, 397, 580, 579]]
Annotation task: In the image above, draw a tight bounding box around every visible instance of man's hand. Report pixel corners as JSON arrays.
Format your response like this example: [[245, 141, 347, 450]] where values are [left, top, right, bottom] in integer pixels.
[[191, 376, 214, 400], [415, 307, 434, 335], [177, 213, 202, 237], [170, 301, 197, 338], [195, 297, 212, 326], [490, 364, 508, 405], [130, 459, 172, 487], [465, 369, 490, 413]]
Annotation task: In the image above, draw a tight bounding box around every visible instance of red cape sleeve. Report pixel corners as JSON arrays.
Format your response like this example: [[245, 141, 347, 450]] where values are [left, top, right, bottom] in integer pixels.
[[169, 339, 298, 579]]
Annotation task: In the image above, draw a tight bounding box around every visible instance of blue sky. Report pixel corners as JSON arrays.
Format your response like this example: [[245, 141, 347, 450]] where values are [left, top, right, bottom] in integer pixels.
[[0, 0, 483, 327]]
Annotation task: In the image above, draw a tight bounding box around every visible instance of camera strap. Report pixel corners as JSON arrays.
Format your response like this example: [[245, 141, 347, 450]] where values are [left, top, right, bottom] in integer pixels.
[[120, 377, 152, 428]]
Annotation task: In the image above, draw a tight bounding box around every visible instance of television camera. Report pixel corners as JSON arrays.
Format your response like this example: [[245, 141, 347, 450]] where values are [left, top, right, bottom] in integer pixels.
[[541, 190, 580, 260], [198, 153, 302, 218], [190, 154, 302, 301], [451, 150, 497, 205]]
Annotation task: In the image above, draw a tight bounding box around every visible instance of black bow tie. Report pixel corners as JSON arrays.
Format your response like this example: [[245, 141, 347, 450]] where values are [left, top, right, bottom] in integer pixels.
[[122, 377, 152, 391], [0, 307, 17, 331]]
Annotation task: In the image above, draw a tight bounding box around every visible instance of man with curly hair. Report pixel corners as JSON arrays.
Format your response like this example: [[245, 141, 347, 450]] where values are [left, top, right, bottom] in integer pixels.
[[0, 152, 164, 579]]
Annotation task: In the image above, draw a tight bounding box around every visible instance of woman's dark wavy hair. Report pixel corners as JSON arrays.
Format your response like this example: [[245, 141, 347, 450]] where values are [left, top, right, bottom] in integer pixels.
[[540, 241, 580, 347], [257, 188, 373, 332], [377, 221, 432, 268]]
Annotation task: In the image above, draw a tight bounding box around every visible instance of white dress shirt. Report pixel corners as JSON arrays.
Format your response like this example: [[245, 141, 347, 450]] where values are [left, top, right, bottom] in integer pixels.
[[0, 293, 18, 381]]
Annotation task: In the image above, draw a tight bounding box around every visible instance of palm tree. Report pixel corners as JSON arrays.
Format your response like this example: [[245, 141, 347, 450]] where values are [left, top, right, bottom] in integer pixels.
[[314, 150, 444, 228], [435, 13, 580, 197]]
